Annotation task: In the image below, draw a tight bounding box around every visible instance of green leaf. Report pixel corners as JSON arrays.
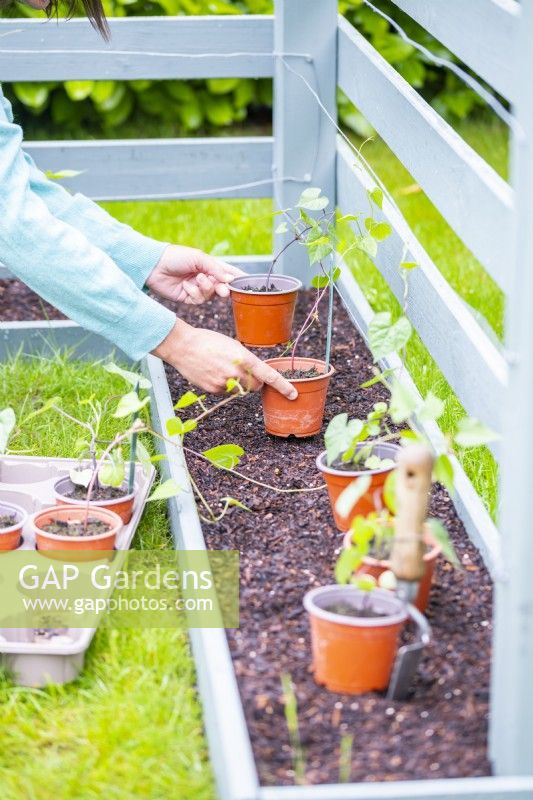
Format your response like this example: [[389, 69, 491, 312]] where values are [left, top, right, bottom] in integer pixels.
[[166, 417, 197, 437], [275, 221, 288, 234], [44, 169, 85, 181], [433, 453, 455, 493], [136, 439, 152, 477], [364, 455, 395, 471], [226, 378, 241, 393], [324, 413, 363, 465], [418, 391, 445, 423], [389, 380, 418, 424], [297, 187, 329, 211], [359, 368, 396, 389], [64, 80, 94, 102], [99, 448, 125, 488], [202, 443, 244, 470], [335, 547, 364, 585], [338, 213, 361, 224], [426, 518, 460, 568], [147, 479, 182, 502], [69, 468, 93, 488], [383, 470, 398, 514], [207, 78, 240, 95], [174, 390, 205, 410], [365, 218, 392, 241], [368, 312, 412, 361], [357, 234, 378, 259], [400, 261, 418, 270], [114, 392, 150, 419], [455, 417, 500, 448], [354, 574, 377, 592], [22, 395, 61, 424], [220, 496, 252, 512], [13, 82, 50, 112], [104, 363, 151, 390], [335, 475, 371, 519], [311, 268, 340, 289], [369, 188, 383, 209]]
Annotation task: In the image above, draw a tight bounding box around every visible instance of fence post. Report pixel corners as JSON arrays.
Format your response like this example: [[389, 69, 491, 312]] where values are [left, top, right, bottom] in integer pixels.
[[273, 0, 337, 284], [490, 1, 533, 777]]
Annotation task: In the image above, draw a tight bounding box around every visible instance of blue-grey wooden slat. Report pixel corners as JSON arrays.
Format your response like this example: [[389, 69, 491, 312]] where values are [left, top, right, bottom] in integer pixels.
[[22, 137, 273, 201], [337, 137, 507, 439], [490, 0, 533, 777], [0, 16, 274, 81], [390, 0, 519, 102], [335, 257, 503, 582], [145, 353, 260, 800], [0, 320, 129, 362], [260, 774, 533, 800], [272, 0, 337, 284], [337, 16, 513, 295]]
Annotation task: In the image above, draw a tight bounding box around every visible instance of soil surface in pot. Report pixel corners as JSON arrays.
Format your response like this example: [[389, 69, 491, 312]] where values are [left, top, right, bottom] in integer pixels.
[[324, 601, 387, 619], [41, 518, 111, 537], [239, 284, 283, 293], [9, 282, 492, 784], [64, 483, 127, 502], [280, 367, 323, 380], [329, 455, 395, 472], [0, 514, 16, 528]]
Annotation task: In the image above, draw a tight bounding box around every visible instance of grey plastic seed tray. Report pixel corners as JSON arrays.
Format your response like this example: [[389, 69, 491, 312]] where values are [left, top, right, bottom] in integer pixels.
[[0, 454, 155, 687]]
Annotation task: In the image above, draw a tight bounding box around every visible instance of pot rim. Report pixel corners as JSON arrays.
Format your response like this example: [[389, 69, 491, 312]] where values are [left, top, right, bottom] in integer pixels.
[[0, 501, 27, 535], [229, 273, 302, 297], [342, 524, 442, 564], [304, 585, 408, 627], [265, 356, 335, 383], [316, 442, 401, 478], [54, 475, 135, 506], [31, 505, 121, 542]]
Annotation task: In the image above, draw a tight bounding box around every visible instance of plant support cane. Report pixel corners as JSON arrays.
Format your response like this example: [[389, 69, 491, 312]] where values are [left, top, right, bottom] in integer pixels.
[[390, 444, 434, 602]]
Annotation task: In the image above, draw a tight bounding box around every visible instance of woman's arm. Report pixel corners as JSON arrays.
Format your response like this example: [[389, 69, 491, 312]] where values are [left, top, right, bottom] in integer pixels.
[[0, 91, 176, 362]]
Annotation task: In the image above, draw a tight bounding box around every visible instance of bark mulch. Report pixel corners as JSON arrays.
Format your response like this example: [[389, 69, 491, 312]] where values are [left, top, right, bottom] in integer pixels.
[[3, 280, 492, 786]]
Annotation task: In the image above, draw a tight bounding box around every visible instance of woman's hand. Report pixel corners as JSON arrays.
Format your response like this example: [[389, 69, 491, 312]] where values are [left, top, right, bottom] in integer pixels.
[[147, 244, 243, 304], [152, 318, 298, 399]]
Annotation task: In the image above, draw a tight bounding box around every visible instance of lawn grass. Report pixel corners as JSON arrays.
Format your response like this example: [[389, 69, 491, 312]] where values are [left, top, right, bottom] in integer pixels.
[[0, 353, 214, 800], [102, 116, 506, 518]]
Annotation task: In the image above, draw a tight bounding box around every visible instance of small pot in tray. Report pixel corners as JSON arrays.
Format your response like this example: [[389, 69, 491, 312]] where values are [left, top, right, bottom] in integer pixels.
[[54, 476, 135, 524], [229, 274, 301, 347], [317, 442, 401, 531], [30, 505, 122, 558], [304, 585, 408, 694], [261, 356, 334, 437], [0, 501, 27, 550]]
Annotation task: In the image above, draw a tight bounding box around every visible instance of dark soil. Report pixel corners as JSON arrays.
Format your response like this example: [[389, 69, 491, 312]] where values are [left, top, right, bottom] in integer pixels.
[[41, 518, 111, 537], [64, 482, 127, 502], [280, 367, 322, 380], [0, 280, 65, 322], [5, 281, 493, 785], [0, 515, 16, 529], [238, 284, 283, 293], [165, 290, 492, 786]]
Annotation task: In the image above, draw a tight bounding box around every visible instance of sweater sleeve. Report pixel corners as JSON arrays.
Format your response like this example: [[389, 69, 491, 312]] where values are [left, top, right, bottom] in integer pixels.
[[0, 92, 176, 361], [23, 151, 168, 291]]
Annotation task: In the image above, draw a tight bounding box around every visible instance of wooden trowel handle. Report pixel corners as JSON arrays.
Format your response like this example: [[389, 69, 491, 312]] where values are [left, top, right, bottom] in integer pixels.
[[390, 444, 434, 583]]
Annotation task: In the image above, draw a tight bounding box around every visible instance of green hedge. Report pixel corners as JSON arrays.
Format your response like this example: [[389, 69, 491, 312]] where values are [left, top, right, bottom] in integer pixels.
[[2, 0, 491, 137]]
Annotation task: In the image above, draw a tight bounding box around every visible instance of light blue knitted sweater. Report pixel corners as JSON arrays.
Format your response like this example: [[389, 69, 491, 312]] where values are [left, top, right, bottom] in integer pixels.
[[0, 85, 176, 361]]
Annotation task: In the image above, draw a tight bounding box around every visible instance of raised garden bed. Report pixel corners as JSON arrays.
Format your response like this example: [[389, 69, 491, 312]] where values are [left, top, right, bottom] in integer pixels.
[[163, 290, 493, 787]]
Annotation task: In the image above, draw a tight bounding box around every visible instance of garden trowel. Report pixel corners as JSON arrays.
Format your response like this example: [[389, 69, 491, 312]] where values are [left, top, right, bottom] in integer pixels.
[[390, 443, 434, 603]]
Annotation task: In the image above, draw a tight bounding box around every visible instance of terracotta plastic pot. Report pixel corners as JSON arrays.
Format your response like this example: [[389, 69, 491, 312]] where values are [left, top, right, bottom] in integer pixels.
[[229, 274, 302, 347], [304, 585, 407, 694], [262, 357, 334, 437], [342, 526, 441, 613], [0, 501, 27, 551], [317, 442, 401, 532], [54, 476, 135, 524], [30, 505, 122, 558]]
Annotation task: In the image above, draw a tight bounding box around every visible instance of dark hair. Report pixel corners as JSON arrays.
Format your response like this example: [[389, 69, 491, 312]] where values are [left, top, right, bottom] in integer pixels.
[[47, 0, 110, 40]]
